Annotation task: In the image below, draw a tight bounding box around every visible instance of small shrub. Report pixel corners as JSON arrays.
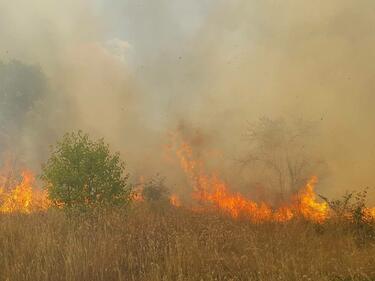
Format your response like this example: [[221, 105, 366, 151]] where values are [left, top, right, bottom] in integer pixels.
[[320, 189, 375, 246], [142, 174, 170, 203], [41, 131, 131, 211]]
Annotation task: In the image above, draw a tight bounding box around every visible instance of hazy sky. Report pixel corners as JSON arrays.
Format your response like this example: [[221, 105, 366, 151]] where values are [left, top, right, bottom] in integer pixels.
[[1, 0, 375, 200]]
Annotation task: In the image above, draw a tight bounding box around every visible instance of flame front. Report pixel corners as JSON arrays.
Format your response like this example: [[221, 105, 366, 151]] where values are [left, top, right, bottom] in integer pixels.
[[0, 137, 373, 222], [172, 137, 330, 223], [0, 170, 50, 213]]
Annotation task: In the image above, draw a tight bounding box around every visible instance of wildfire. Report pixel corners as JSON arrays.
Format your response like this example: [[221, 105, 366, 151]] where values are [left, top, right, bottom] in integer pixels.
[[0, 170, 50, 213], [132, 176, 145, 202], [365, 207, 375, 221], [0, 135, 373, 223], [295, 176, 328, 223], [169, 194, 181, 207], [171, 136, 331, 223]]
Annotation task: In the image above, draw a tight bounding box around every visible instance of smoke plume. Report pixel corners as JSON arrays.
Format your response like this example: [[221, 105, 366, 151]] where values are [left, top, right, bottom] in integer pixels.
[[0, 0, 375, 201]]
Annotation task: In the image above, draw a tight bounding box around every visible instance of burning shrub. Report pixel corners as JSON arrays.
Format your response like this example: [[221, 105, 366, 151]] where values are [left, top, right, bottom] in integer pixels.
[[320, 189, 374, 222], [320, 189, 375, 246], [41, 131, 131, 210]]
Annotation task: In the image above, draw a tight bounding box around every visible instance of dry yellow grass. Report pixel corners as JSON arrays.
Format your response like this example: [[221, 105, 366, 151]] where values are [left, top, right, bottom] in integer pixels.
[[0, 204, 374, 281]]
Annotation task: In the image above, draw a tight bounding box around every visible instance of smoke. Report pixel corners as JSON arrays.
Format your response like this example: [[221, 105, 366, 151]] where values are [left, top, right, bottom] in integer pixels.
[[0, 0, 375, 201], [188, 0, 375, 199]]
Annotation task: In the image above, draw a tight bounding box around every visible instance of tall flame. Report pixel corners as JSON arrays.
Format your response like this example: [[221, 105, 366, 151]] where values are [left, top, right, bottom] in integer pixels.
[[0, 170, 50, 213], [295, 176, 328, 223]]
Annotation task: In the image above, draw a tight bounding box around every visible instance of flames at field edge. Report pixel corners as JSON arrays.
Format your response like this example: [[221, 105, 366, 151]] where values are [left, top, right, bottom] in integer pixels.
[[0, 170, 50, 213], [0, 138, 374, 223]]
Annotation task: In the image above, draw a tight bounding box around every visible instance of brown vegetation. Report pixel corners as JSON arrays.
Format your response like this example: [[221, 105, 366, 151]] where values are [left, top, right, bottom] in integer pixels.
[[0, 204, 374, 281]]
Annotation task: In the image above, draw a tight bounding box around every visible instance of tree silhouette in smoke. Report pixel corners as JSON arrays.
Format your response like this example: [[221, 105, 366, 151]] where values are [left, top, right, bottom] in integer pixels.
[[0, 60, 47, 162], [244, 117, 325, 201]]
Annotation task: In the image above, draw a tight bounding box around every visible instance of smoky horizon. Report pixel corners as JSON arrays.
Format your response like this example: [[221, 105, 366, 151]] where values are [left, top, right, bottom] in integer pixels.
[[1, 0, 375, 203]]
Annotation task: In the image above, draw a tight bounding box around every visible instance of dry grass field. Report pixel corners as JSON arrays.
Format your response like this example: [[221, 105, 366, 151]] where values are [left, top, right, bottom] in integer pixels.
[[0, 204, 374, 281], [2, 2, 375, 281]]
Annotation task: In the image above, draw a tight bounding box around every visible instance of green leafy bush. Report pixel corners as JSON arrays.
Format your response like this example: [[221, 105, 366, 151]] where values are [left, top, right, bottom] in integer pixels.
[[41, 131, 131, 210]]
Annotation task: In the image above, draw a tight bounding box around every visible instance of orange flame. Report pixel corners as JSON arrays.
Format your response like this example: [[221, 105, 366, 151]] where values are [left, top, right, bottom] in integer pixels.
[[0, 170, 50, 213], [169, 194, 181, 207], [295, 176, 328, 223], [132, 176, 145, 202], [171, 137, 330, 223]]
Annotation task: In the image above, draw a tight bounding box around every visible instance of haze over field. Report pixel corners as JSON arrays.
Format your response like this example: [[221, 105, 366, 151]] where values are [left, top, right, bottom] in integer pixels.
[[1, 0, 375, 201]]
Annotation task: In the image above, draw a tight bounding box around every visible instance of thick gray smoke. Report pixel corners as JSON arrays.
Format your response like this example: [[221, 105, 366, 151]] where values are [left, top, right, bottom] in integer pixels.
[[0, 0, 374, 201]]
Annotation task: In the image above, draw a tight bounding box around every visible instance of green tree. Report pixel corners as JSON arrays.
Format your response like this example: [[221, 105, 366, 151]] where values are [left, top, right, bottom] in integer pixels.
[[41, 131, 131, 209]]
